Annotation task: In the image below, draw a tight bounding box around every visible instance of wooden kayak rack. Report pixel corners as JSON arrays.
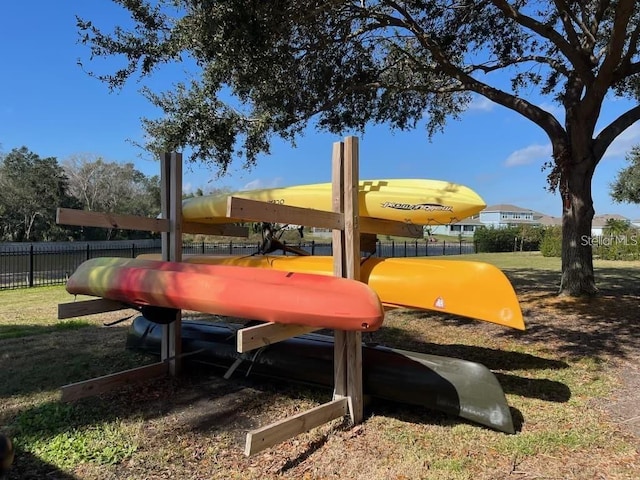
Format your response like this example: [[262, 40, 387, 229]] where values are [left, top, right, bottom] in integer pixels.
[[56, 137, 422, 456]]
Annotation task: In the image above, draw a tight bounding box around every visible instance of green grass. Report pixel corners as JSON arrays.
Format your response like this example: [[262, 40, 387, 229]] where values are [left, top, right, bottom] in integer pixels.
[[0, 319, 91, 340]]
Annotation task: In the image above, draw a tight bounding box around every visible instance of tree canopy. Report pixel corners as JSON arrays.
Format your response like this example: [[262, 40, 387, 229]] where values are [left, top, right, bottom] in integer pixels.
[[63, 154, 162, 239], [78, 1, 640, 295], [0, 147, 78, 241], [611, 145, 640, 204], [0, 148, 163, 242]]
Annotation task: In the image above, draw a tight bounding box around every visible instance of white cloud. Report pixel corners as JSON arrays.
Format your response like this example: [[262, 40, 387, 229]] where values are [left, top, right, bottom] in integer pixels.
[[468, 95, 496, 112], [504, 143, 552, 167], [242, 177, 284, 190]]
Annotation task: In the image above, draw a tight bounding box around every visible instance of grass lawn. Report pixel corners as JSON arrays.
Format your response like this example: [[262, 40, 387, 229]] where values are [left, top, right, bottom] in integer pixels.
[[0, 252, 639, 479]]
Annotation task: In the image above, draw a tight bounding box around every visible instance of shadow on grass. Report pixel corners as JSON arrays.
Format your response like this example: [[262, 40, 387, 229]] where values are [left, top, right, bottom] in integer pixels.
[[369, 327, 571, 403], [499, 267, 640, 360], [0, 324, 153, 398], [4, 449, 78, 480]]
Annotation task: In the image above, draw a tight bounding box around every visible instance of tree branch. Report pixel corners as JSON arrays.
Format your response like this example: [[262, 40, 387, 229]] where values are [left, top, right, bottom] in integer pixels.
[[375, 1, 565, 142], [488, 0, 593, 80], [616, 20, 640, 79], [592, 0, 636, 94], [552, 0, 585, 49], [468, 55, 570, 77], [593, 104, 640, 160]]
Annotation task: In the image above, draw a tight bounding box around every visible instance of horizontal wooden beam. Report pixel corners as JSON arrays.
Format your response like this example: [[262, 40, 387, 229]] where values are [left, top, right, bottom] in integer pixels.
[[61, 362, 168, 402], [58, 298, 129, 319], [237, 322, 318, 353], [182, 221, 249, 238], [360, 217, 423, 238], [227, 197, 344, 230], [226, 198, 422, 237], [245, 397, 348, 456], [57, 208, 170, 232]]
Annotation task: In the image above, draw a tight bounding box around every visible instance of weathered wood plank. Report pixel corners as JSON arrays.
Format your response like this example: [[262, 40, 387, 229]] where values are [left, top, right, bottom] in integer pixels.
[[227, 197, 344, 230], [58, 298, 129, 319], [56, 208, 169, 232], [237, 322, 318, 353], [342, 136, 364, 424], [332, 140, 347, 399], [61, 362, 168, 402], [244, 398, 348, 456]]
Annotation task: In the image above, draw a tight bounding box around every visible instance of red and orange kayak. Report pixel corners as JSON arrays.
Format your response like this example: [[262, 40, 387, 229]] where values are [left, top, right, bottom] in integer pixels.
[[66, 257, 384, 331]]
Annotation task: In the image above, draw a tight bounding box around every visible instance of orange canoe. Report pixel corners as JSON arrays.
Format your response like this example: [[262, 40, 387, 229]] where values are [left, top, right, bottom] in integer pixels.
[[66, 257, 384, 331]]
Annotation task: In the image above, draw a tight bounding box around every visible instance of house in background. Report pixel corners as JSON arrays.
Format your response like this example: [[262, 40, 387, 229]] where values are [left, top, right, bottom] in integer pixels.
[[591, 214, 631, 236], [429, 204, 543, 237], [427, 204, 632, 237]]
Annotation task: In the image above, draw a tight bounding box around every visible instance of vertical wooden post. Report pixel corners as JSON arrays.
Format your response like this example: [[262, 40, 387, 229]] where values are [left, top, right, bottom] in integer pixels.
[[332, 141, 347, 399], [332, 136, 363, 424], [160, 152, 183, 376]]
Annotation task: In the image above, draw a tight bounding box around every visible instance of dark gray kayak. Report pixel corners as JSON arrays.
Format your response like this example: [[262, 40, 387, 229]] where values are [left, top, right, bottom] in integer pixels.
[[126, 316, 515, 433]]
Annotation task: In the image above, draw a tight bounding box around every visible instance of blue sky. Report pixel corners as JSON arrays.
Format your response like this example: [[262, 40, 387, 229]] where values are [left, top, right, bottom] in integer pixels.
[[2, 2, 640, 220]]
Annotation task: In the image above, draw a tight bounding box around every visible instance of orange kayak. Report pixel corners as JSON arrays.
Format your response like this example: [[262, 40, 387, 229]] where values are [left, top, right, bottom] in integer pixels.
[[66, 257, 384, 331]]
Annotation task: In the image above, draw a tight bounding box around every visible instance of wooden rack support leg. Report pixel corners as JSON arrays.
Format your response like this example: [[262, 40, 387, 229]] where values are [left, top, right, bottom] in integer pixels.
[[332, 137, 363, 424], [243, 136, 366, 456], [160, 152, 183, 376]]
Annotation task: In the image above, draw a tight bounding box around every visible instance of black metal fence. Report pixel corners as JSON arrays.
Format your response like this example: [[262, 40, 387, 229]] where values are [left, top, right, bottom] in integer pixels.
[[0, 238, 475, 290]]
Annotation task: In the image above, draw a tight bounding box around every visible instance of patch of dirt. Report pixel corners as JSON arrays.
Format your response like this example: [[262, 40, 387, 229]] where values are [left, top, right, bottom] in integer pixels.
[[604, 359, 640, 442]]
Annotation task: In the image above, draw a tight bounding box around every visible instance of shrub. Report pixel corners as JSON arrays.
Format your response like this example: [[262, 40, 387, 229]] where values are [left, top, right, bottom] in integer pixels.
[[540, 226, 562, 257], [474, 226, 519, 252], [473, 225, 544, 253]]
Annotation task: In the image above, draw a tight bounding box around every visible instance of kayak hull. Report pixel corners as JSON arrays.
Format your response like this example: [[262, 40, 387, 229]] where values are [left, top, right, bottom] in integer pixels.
[[182, 179, 486, 225], [66, 257, 384, 331]]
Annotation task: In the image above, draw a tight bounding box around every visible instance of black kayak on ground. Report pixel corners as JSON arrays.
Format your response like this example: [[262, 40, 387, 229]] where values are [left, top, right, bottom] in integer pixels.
[[126, 316, 515, 434]]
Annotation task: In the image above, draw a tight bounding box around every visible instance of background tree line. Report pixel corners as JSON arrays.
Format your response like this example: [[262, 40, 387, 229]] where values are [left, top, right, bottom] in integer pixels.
[[0, 147, 163, 242]]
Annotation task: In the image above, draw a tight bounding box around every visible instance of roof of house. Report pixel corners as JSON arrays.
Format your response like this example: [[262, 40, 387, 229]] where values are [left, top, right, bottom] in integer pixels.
[[449, 217, 485, 226], [536, 215, 562, 226], [592, 214, 630, 227], [482, 204, 535, 213]]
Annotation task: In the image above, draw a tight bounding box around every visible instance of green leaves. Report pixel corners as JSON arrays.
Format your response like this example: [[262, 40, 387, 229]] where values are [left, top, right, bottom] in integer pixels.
[[611, 145, 640, 204]]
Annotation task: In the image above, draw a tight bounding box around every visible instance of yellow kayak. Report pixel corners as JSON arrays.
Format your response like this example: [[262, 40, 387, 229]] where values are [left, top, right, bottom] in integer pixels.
[[141, 254, 524, 330], [182, 179, 486, 225]]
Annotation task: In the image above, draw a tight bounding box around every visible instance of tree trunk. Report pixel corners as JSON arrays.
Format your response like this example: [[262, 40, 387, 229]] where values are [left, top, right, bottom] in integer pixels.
[[559, 161, 597, 296]]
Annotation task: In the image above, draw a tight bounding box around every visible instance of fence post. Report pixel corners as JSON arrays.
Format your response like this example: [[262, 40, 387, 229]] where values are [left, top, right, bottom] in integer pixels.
[[404, 241, 407, 257], [201, 241, 205, 254], [28, 244, 34, 288], [229, 241, 233, 255], [283, 241, 287, 256], [86, 243, 90, 261], [131, 243, 136, 258], [459, 240, 462, 255], [425, 239, 428, 256], [414, 240, 418, 257], [311, 240, 315, 255], [442, 241, 446, 256], [391, 240, 395, 257]]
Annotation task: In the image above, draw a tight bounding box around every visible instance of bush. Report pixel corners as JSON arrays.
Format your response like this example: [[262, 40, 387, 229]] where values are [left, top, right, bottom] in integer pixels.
[[591, 231, 640, 260], [540, 226, 562, 257], [474, 226, 544, 253], [474, 226, 518, 252]]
